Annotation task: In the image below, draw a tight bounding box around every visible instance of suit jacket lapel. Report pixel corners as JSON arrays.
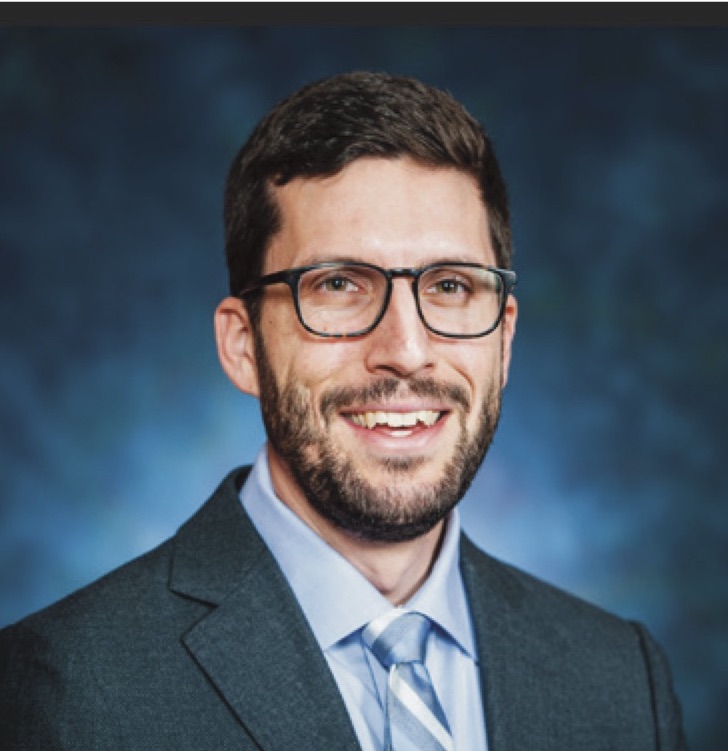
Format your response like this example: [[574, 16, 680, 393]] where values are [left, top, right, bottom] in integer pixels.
[[169, 468, 362, 751], [461, 534, 556, 751]]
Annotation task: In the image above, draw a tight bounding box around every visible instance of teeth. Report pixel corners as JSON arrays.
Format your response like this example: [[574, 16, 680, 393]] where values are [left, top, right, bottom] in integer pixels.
[[349, 410, 440, 429]]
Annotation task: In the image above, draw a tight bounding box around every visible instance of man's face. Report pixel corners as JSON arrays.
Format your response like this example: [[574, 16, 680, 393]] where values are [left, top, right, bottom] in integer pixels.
[[246, 157, 516, 543]]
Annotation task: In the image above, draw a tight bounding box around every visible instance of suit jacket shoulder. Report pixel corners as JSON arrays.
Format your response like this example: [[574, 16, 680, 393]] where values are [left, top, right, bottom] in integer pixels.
[[0, 467, 360, 751], [460, 534, 689, 751]]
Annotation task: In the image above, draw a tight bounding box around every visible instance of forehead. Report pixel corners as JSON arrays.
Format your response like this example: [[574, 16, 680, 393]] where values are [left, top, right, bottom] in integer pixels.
[[265, 157, 494, 272]]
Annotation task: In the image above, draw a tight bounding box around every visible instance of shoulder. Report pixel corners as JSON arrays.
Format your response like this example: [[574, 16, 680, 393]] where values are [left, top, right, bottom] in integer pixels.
[[459, 533, 688, 749], [460, 532, 632, 635], [0, 467, 257, 745], [0, 531, 183, 746], [458, 532, 671, 683], [0, 466, 253, 660], [0, 526, 181, 703], [459, 535, 689, 749]]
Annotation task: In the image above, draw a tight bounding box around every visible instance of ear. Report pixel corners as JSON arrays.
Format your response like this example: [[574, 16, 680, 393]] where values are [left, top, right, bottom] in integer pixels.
[[500, 294, 518, 387], [214, 296, 261, 398]]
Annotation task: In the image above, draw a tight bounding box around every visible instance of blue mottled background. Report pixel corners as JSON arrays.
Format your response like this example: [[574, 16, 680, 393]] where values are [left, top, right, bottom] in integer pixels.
[[1, 26, 726, 749]]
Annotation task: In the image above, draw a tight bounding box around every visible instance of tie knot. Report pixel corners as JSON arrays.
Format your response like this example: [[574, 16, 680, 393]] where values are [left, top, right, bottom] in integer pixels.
[[362, 609, 432, 669]]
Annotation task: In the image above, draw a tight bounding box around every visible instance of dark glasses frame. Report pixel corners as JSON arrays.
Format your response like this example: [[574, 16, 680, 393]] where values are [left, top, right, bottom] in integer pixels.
[[239, 261, 517, 339]]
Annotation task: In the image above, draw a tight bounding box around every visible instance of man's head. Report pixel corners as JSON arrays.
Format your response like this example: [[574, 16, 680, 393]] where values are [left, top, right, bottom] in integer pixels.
[[215, 71, 517, 546]]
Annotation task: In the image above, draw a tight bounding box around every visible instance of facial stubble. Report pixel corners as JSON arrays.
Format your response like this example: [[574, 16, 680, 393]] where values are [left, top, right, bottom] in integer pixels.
[[254, 329, 502, 543]]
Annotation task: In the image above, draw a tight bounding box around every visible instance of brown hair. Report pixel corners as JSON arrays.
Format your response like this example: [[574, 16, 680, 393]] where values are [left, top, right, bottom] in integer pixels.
[[224, 71, 512, 321]]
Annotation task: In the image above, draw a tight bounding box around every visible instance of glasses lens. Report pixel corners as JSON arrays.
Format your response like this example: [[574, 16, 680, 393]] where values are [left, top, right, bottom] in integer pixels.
[[418, 265, 504, 336], [297, 265, 387, 335]]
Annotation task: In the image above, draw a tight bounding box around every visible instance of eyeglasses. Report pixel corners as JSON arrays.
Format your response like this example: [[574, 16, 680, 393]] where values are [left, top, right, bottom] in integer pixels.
[[239, 261, 517, 339]]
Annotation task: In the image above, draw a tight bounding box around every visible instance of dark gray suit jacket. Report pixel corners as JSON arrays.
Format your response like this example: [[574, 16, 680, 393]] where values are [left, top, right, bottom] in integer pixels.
[[0, 467, 688, 750]]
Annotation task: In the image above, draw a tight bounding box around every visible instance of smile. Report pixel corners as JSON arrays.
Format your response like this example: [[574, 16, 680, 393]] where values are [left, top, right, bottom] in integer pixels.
[[347, 410, 441, 430]]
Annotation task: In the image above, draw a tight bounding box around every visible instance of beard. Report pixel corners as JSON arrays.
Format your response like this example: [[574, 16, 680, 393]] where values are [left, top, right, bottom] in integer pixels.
[[254, 331, 502, 543]]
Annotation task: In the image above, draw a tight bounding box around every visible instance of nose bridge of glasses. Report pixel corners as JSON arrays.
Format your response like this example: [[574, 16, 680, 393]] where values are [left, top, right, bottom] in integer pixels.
[[385, 267, 422, 303], [387, 267, 420, 281], [375, 268, 427, 334]]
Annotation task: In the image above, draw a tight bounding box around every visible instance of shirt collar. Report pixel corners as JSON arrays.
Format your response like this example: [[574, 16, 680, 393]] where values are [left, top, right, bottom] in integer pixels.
[[240, 445, 477, 659]]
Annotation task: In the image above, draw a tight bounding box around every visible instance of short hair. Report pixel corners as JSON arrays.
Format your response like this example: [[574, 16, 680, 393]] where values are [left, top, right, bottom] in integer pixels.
[[223, 71, 512, 320]]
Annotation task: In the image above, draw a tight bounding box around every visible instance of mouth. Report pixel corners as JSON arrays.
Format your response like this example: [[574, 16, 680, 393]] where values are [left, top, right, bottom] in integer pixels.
[[345, 409, 443, 437]]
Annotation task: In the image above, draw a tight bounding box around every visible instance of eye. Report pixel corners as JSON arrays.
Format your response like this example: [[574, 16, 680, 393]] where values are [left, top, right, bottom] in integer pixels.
[[320, 275, 359, 293], [425, 274, 472, 297], [430, 278, 469, 295], [301, 266, 375, 299]]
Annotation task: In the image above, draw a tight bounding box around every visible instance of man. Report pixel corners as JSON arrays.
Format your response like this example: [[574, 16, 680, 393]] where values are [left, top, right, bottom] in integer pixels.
[[0, 71, 687, 750]]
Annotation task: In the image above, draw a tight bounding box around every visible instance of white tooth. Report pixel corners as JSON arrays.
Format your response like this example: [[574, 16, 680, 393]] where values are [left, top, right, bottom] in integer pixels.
[[422, 411, 439, 427], [388, 413, 404, 428], [352, 410, 440, 429]]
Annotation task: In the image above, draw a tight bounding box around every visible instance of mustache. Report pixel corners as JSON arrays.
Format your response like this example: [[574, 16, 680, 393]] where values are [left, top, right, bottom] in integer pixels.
[[320, 377, 471, 417]]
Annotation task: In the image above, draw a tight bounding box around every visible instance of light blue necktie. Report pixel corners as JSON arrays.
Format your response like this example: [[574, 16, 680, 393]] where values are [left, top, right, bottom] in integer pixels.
[[362, 609, 454, 751]]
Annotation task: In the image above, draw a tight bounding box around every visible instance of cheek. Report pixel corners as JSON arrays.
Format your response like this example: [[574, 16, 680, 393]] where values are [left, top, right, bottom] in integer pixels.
[[449, 343, 502, 391], [272, 341, 362, 400]]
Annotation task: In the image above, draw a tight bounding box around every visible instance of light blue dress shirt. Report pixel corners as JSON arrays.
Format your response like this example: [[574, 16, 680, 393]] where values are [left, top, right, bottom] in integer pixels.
[[241, 446, 489, 750]]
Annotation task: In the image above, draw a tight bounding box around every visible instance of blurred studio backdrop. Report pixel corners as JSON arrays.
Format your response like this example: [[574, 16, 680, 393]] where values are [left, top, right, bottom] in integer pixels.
[[1, 24, 726, 750]]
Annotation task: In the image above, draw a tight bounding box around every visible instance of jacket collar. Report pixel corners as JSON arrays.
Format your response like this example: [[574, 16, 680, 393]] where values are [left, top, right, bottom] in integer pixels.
[[461, 534, 563, 751], [168, 467, 362, 751]]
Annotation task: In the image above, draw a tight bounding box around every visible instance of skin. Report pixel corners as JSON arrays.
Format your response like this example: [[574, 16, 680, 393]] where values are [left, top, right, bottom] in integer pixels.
[[215, 157, 517, 605]]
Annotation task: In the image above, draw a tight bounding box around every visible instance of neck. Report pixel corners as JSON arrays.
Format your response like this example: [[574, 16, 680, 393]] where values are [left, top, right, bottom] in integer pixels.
[[343, 525, 446, 605], [266, 446, 446, 605]]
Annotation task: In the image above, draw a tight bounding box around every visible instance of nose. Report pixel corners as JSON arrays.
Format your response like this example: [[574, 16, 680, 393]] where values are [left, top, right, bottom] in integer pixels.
[[363, 279, 435, 378]]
